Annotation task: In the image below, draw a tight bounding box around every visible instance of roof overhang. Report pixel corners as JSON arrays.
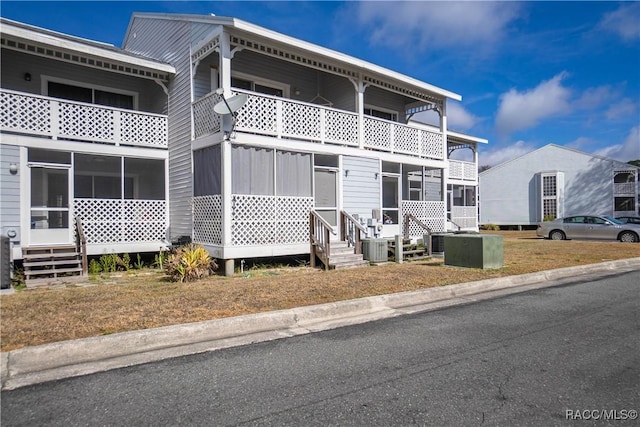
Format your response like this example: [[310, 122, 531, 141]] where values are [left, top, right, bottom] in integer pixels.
[[1, 18, 175, 81]]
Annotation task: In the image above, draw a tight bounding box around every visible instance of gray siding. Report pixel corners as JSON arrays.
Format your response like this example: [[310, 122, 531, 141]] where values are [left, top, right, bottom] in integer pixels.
[[0, 144, 21, 243], [479, 144, 620, 225], [124, 17, 211, 241], [343, 156, 380, 220], [364, 86, 407, 120], [1, 49, 167, 114]]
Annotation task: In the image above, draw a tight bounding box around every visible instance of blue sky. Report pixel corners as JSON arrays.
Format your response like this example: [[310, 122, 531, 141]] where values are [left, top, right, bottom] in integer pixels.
[[2, 1, 639, 166]]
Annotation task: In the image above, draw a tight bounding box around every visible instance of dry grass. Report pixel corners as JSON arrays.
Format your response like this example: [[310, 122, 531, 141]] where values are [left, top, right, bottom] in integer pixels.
[[2, 231, 639, 352]]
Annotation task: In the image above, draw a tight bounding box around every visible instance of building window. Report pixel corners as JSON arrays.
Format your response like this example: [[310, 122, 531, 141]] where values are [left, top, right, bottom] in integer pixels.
[[614, 197, 635, 212], [231, 73, 288, 98], [364, 107, 398, 122], [539, 172, 563, 221], [47, 81, 135, 109]]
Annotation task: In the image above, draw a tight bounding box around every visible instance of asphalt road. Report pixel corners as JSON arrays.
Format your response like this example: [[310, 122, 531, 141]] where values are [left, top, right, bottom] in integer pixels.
[[2, 271, 639, 426]]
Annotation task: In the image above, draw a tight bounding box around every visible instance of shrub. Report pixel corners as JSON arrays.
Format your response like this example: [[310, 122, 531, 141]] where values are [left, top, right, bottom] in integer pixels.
[[482, 223, 500, 231], [88, 259, 102, 275], [164, 244, 217, 283]]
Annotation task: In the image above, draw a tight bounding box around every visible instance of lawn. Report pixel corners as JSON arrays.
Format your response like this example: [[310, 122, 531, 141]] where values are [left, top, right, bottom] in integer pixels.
[[1, 231, 639, 352]]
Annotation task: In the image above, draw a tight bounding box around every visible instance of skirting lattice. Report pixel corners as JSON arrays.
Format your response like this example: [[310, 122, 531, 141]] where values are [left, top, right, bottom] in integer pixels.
[[402, 201, 446, 235]]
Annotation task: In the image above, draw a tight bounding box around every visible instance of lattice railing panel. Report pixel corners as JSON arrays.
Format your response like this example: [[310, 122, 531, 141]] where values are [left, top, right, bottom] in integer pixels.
[[59, 102, 115, 141], [282, 102, 321, 140], [236, 94, 278, 135], [0, 90, 51, 134], [394, 124, 420, 156], [463, 162, 477, 181], [402, 201, 446, 235], [193, 93, 222, 139], [121, 111, 168, 147], [74, 198, 166, 244], [449, 160, 464, 180], [422, 131, 444, 159], [324, 110, 358, 146], [363, 117, 392, 150], [193, 195, 223, 245], [451, 206, 477, 229], [1, 90, 167, 147], [231, 195, 313, 246]]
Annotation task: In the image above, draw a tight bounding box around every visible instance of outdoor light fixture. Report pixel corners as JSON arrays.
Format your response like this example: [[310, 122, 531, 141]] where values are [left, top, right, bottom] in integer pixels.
[[9, 163, 18, 174], [344, 169, 349, 177], [24, 73, 31, 81]]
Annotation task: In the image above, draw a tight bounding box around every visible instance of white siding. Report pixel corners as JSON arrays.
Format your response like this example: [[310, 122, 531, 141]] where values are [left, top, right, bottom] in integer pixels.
[[342, 156, 380, 220], [124, 17, 216, 241], [479, 144, 619, 225]]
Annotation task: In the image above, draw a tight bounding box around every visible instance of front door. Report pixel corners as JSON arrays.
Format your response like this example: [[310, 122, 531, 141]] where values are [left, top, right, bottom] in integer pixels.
[[29, 165, 72, 245], [382, 174, 400, 236], [314, 168, 339, 238]]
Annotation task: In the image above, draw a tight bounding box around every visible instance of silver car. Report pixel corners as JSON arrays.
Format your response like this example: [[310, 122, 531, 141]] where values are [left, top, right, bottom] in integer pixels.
[[536, 215, 640, 243]]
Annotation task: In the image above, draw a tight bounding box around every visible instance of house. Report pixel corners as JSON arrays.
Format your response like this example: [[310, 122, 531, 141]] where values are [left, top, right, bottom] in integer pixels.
[[479, 144, 640, 228], [1, 13, 486, 278]]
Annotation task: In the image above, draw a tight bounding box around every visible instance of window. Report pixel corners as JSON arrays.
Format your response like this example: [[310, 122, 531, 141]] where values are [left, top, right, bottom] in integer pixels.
[[539, 172, 563, 221], [615, 197, 635, 212], [365, 107, 398, 122], [46, 79, 135, 109], [231, 73, 288, 98]]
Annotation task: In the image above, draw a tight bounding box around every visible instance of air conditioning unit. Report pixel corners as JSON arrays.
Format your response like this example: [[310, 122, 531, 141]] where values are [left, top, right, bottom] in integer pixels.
[[362, 238, 388, 263]]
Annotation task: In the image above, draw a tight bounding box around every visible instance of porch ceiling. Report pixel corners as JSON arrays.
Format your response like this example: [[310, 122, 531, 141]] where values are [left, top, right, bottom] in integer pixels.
[[1, 18, 175, 82]]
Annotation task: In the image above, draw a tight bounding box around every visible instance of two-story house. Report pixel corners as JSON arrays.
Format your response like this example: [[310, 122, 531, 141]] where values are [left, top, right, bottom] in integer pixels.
[[1, 13, 486, 279]]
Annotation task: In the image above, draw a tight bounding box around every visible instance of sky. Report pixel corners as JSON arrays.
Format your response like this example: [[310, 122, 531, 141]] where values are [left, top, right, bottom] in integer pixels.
[[2, 1, 639, 166]]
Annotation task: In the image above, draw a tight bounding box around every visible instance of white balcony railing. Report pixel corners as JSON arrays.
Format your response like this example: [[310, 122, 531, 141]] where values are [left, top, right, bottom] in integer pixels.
[[449, 160, 477, 181], [0, 89, 168, 148], [614, 182, 636, 195], [193, 89, 445, 160]]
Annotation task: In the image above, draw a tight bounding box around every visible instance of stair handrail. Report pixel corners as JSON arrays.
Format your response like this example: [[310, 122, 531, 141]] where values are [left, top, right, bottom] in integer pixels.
[[340, 211, 367, 254], [75, 216, 88, 276], [403, 212, 433, 256], [310, 210, 337, 270]]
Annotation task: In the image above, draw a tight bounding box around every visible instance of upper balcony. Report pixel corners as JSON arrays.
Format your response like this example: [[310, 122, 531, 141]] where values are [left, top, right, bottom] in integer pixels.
[[1, 89, 168, 148], [193, 88, 446, 161]]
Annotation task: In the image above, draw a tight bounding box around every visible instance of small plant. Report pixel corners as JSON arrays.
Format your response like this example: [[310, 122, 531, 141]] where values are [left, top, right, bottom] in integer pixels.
[[543, 215, 556, 222], [482, 223, 500, 231], [99, 253, 118, 273], [134, 254, 145, 270], [164, 244, 217, 282], [88, 259, 102, 275], [11, 268, 26, 290], [118, 253, 132, 271], [153, 250, 167, 270]]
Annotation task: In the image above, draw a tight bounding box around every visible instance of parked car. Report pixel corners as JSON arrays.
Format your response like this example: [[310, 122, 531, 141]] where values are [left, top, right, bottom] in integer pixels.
[[536, 215, 640, 243], [615, 216, 640, 225]]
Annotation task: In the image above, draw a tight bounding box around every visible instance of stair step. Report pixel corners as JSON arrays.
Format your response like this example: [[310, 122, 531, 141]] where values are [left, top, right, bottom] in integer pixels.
[[24, 259, 82, 268], [331, 260, 369, 270], [24, 267, 84, 277]]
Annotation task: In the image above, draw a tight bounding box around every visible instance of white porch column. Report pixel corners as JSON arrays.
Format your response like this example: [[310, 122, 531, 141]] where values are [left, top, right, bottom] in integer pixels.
[[350, 77, 366, 149], [441, 100, 449, 220], [219, 30, 234, 275]]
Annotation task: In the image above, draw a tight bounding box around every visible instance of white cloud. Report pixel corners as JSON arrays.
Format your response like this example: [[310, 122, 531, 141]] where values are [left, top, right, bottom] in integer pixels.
[[354, 1, 521, 50], [605, 98, 638, 120], [573, 85, 615, 111], [495, 72, 572, 137], [593, 126, 640, 162], [446, 102, 480, 131], [598, 2, 640, 41], [479, 140, 536, 167]]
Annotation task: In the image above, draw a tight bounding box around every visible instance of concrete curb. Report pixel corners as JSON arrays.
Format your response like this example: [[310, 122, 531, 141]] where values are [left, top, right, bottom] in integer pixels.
[[2, 258, 639, 390]]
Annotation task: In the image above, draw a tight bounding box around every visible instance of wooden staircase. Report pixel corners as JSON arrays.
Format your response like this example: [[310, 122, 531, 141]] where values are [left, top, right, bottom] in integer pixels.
[[22, 245, 86, 286], [387, 238, 430, 262], [325, 240, 369, 270]]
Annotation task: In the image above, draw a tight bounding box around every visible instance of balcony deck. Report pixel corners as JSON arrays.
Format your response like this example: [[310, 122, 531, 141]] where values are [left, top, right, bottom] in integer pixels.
[[193, 89, 445, 161], [0, 89, 168, 148]]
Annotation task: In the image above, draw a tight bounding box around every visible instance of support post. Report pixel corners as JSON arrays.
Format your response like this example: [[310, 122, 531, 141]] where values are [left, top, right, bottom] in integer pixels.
[[224, 259, 234, 277], [395, 234, 403, 263]]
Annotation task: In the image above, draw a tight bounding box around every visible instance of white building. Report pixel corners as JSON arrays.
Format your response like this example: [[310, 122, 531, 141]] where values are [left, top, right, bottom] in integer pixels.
[[1, 13, 487, 277], [479, 144, 640, 227]]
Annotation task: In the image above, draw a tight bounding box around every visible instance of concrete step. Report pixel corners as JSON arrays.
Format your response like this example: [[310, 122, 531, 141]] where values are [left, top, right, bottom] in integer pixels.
[[331, 259, 370, 270]]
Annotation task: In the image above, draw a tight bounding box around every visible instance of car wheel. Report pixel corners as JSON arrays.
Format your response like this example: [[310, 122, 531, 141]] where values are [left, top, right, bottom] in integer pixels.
[[549, 230, 566, 240], [619, 231, 639, 243]]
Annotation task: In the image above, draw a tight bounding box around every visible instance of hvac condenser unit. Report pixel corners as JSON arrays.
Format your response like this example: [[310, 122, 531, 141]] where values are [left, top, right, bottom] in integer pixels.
[[362, 238, 388, 263]]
